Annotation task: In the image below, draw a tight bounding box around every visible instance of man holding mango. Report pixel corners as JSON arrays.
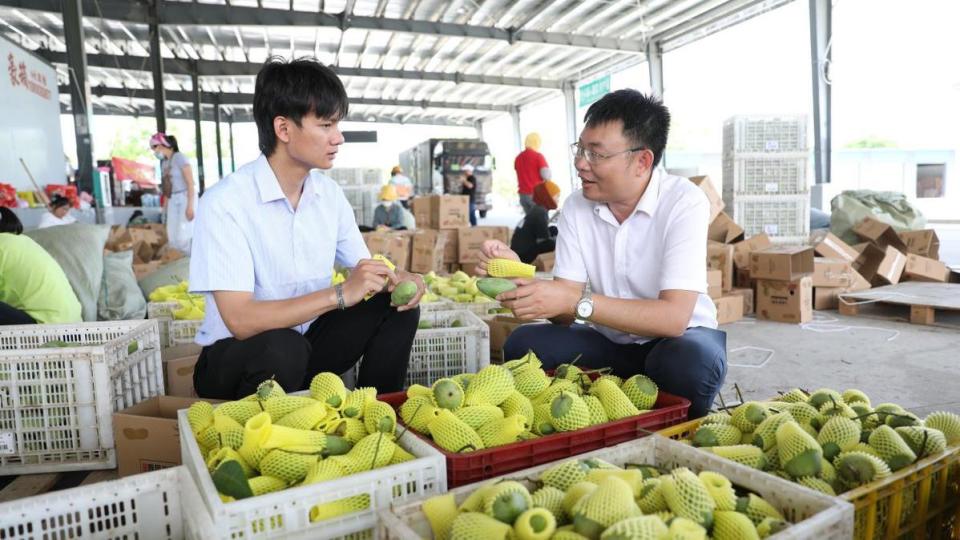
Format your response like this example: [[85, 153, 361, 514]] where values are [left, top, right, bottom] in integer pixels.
[[477, 90, 726, 419]]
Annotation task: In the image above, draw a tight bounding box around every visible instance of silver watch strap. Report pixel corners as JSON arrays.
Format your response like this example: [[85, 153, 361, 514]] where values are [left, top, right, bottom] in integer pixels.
[[335, 283, 346, 310]]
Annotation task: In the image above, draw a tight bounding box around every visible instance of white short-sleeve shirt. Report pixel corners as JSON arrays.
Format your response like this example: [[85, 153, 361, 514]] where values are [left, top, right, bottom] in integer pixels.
[[553, 167, 717, 344], [189, 154, 370, 346]]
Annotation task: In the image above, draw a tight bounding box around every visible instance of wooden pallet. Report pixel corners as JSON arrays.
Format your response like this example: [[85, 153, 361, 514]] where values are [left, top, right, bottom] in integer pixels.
[[0, 469, 118, 503], [839, 282, 960, 329]]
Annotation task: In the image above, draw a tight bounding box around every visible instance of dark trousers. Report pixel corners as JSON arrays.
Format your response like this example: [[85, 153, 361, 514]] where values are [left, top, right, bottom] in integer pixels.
[[0, 302, 35, 325], [504, 323, 727, 419], [193, 293, 419, 400]]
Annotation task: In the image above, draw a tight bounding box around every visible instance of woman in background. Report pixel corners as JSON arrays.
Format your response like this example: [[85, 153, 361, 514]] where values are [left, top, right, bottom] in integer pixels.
[[37, 194, 77, 229], [150, 132, 196, 254], [0, 208, 81, 325]]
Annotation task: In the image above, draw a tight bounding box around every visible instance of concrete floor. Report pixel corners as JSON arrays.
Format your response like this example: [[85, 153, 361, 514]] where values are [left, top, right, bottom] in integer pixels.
[[721, 311, 960, 416]]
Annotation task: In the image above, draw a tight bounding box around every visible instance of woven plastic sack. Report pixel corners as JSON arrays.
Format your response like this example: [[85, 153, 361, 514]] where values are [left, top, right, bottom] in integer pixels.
[[830, 190, 926, 245]]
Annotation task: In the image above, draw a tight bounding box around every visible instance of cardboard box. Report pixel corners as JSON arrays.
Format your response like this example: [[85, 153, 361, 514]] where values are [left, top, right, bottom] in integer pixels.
[[534, 251, 555, 273], [734, 266, 754, 290], [756, 277, 813, 324], [853, 217, 908, 252], [811, 230, 860, 264], [708, 212, 745, 244], [364, 231, 413, 269], [812, 258, 856, 288], [157, 246, 185, 264], [814, 287, 843, 310], [750, 246, 814, 281], [443, 232, 459, 264], [458, 226, 511, 263], [411, 196, 432, 229], [732, 234, 772, 269], [410, 229, 448, 274], [161, 342, 201, 361], [689, 176, 724, 223], [132, 240, 154, 265], [707, 241, 734, 292], [713, 295, 744, 325], [129, 227, 163, 249], [132, 260, 162, 280], [707, 269, 723, 300], [460, 262, 480, 276], [852, 242, 869, 254], [874, 246, 906, 285], [164, 354, 199, 397], [853, 243, 885, 282], [113, 396, 208, 477], [486, 315, 543, 364], [903, 254, 949, 282], [727, 287, 755, 316], [899, 230, 940, 260]]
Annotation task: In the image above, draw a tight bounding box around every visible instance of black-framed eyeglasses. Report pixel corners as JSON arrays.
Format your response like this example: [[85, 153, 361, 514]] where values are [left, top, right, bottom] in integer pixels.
[[570, 142, 645, 164]]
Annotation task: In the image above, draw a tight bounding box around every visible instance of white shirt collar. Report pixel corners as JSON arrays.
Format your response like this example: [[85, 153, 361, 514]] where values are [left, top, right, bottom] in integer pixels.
[[253, 154, 321, 206], [592, 167, 663, 224]]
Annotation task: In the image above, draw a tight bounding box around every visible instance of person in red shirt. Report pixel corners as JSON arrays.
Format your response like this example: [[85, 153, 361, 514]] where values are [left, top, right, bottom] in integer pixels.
[[514, 132, 552, 214]]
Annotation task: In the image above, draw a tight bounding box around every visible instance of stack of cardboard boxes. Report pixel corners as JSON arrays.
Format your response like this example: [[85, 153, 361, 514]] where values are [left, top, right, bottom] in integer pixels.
[[750, 246, 815, 323], [693, 175, 752, 325], [364, 194, 511, 275]]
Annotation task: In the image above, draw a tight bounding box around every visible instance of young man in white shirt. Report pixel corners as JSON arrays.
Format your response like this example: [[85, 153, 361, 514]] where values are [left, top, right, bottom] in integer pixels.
[[478, 89, 725, 418], [189, 58, 425, 399]]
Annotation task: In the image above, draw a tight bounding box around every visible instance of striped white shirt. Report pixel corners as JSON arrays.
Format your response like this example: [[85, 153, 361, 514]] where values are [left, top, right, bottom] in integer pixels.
[[189, 154, 369, 346]]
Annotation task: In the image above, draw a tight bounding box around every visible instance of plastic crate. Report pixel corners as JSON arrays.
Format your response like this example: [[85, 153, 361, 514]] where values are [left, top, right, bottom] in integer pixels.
[[379, 390, 690, 487], [730, 193, 810, 239], [417, 298, 455, 313], [378, 434, 853, 539], [722, 154, 809, 200], [723, 115, 808, 154], [438, 300, 502, 319], [177, 407, 446, 539], [405, 310, 489, 388], [659, 419, 960, 540], [342, 185, 378, 228], [147, 301, 202, 348], [0, 321, 163, 474], [0, 466, 186, 540]]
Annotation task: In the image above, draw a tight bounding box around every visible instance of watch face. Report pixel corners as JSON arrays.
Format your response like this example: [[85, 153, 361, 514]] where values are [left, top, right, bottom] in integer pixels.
[[577, 300, 592, 318]]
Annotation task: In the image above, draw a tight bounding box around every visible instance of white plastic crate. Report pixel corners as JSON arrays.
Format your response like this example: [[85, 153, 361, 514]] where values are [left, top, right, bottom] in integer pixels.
[[407, 310, 490, 387], [378, 435, 854, 540], [0, 466, 186, 540], [177, 407, 446, 539], [342, 186, 378, 227], [418, 298, 455, 313], [0, 320, 163, 474], [441, 301, 502, 319], [327, 168, 382, 187], [731, 193, 811, 239], [722, 154, 809, 202], [147, 301, 202, 348], [723, 115, 808, 154]]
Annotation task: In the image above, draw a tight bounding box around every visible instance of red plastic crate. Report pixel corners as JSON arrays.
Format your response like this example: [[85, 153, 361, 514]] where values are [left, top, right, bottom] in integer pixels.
[[379, 390, 690, 487]]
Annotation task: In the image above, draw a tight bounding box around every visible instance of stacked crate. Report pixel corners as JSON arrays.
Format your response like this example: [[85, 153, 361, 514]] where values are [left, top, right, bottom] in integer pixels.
[[722, 115, 810, 244], [328, 168, 382, 228]]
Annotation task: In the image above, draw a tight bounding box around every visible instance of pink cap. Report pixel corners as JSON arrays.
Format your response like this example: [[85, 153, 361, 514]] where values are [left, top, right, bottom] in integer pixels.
[[149, 132, 171, 149]]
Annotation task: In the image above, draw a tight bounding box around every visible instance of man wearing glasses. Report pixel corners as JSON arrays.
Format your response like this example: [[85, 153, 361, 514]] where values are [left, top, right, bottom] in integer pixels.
[[477, 89, 725, 419]]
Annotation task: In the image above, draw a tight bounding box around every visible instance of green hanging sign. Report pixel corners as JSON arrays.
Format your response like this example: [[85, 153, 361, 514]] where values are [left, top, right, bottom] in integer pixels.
[[579, 75, 610, 107]]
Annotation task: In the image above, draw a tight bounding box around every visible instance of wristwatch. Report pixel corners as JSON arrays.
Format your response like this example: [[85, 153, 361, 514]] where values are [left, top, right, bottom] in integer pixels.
[[575, 287, 594, 321], [334, 283, 346, 310]]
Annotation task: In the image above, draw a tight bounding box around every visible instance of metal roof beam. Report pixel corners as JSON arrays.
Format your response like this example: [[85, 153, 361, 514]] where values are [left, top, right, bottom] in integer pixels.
[[37, 49, 563, 89], [67, 84, 513, 111], [0, 0, 647, 53]]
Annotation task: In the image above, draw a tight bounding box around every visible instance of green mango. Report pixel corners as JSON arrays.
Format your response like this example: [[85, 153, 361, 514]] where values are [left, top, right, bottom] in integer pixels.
[[391, 280, 418, 306], [477, 278, 516, 299]]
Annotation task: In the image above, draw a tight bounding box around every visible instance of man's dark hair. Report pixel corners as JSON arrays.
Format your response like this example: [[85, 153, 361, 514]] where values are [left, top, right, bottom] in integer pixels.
[[254, 57, 349, 156], [584, 89, 670, 168], [0, 207, 23, 234], [165, 134, 181, 153]]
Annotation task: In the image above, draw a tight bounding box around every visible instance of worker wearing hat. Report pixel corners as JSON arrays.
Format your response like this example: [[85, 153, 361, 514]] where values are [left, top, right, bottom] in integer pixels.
[[514, 132, 551, 215], [388, 165, 414, 207], [372, 184, 405, 229]]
